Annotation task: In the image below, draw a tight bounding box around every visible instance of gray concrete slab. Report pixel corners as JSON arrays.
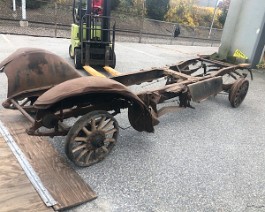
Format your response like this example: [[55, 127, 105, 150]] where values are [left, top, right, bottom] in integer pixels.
[[1, 34, 265, 212]]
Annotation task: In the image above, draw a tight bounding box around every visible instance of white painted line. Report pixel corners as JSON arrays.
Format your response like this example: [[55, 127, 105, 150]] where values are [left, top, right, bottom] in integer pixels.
[[116, 43, 161, 59], [1, 34, 14, 47]]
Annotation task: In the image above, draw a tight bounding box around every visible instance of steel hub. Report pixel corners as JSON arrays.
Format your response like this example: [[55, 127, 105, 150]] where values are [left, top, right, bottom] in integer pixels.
[[89, 131, 106, 148]]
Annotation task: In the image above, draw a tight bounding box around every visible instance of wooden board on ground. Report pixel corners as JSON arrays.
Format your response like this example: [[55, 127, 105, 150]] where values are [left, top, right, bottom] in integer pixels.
[[0, 110, 97, 211], [0, 135, 52, 211]]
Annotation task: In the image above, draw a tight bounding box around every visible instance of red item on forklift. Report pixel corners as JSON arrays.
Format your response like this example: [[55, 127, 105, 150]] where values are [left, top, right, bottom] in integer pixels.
[[92, 0, 104, 15], [93, 0, 103, 8]]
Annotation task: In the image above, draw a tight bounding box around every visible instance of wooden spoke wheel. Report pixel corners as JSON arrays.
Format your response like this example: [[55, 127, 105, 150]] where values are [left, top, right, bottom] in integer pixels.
[[229, 78, 249, 108], [65, 110, 119, 167]]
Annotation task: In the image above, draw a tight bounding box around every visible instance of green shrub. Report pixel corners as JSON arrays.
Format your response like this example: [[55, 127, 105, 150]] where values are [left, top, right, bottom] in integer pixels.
[[111, 0, 120, 10], [218, 0, 230, 27]]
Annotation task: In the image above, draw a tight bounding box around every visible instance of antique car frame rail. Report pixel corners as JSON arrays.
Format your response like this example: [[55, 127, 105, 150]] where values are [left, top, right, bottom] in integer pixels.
[[0, 48, 252, 167]]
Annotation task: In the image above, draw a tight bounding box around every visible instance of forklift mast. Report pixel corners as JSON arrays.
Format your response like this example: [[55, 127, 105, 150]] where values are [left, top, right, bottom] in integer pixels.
[[85, 0, 111, 43], [70, 0, 116, 69]]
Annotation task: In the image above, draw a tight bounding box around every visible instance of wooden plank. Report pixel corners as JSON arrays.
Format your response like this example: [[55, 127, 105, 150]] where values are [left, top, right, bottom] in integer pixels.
[[0, 110, 97, 211], [0, 135, 52, 211]]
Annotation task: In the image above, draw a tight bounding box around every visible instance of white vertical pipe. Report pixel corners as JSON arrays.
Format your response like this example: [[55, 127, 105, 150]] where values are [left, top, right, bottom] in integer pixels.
[[13, 0, 16, 11], [22, 0, 26, 20]]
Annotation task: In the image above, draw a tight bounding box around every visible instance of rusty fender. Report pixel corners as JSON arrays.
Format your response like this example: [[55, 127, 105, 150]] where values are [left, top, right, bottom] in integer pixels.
[[33, 77, 154, 133], [0, 48, 81, 105]]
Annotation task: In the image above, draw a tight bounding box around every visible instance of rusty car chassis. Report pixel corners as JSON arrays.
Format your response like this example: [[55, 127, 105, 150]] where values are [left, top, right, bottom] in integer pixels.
[[0, 48, 252, 167]]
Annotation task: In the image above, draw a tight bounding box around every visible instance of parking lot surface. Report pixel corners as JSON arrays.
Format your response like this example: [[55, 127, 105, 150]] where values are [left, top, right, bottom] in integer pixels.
[[1, 34, 265, 212]]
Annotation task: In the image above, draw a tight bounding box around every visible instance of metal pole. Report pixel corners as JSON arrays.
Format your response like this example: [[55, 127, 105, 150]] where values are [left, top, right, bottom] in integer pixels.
[[54, 2, 58, 37], [170, 24, 175, 45], [192, 27, 196, 46], [139, 0, 145, 43], [21, 0, 26, 20], [208, 0, 219, 39], [13, 0, 16, 11], [10, 99, 35, 123]]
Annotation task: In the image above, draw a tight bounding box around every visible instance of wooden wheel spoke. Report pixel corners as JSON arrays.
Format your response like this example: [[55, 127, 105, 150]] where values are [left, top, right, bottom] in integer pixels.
[[82, 127, 91, 136], [72, 144, 87, 153], [105, 128, 117, 135], [85, 150, 93, 164], [101, 146, 109, 153], [91, 117, 96, 131], [104, 138, 115, 143], [74, 136, 87, 142], [97, 116, 107, 129], [101, 120, 113, 131], [76, 149, 88, 162]]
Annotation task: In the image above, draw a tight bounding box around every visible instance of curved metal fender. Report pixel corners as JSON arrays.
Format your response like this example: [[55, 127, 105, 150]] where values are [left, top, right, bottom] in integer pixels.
[[34, 77, 154, 133], [0, 48, 82, 100]]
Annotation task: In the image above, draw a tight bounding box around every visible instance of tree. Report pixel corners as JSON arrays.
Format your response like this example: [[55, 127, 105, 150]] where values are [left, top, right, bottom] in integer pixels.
[[165, 0, 195, 26], [114, 0, 143, 15], [218, 0, 230, 27], [145, 0, 170, 20], [165, 0, 223, 28], [111, 0, 120, 10]]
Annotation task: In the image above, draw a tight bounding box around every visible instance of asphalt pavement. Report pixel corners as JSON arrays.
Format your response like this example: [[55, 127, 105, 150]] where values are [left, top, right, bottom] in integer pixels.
[[1, 34, 265, 212]]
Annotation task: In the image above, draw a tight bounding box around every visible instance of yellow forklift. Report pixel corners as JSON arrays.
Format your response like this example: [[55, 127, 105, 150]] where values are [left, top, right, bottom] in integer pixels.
[[69, 0, 116, 69]]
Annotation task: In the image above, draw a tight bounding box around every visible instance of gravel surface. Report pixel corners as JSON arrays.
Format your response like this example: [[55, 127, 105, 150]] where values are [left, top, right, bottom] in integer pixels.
[[1, 34, 265, 212]]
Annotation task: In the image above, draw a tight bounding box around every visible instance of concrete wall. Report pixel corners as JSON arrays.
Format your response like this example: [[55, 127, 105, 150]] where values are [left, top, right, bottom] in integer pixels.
[[219, 0, 265, 67]]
